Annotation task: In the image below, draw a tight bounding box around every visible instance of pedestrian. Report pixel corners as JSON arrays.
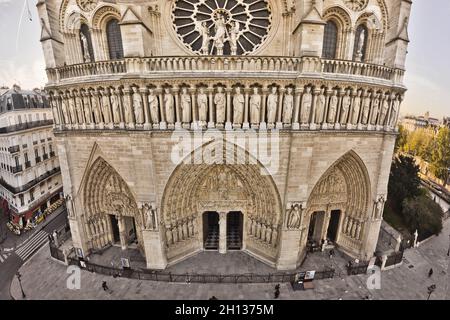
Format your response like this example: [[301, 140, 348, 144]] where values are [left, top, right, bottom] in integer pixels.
[[102, 281, 109, 291], [329, 249, 334, 259], [428, 268, 433, 277], [209, 296, 218, 300], [274, 284, 280, 299]]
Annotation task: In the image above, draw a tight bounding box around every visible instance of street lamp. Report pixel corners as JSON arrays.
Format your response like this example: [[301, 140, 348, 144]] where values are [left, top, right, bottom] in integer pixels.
[[427, 284, 436, 300], [16, 272, 26, 299]]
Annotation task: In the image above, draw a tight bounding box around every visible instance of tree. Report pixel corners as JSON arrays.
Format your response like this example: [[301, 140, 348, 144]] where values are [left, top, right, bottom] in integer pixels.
[[402, 195, 443, 240], [405, 129, 435, 161], [430, 127, 450, 186], [388, 154, 421, 211], [395, 124, 408, 153]]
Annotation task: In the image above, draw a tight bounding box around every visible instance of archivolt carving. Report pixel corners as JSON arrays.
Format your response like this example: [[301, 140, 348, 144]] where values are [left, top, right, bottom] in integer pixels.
[[92, 5, 121, 29], [323, 6, 352, 30], [66, 11, 89, 32]]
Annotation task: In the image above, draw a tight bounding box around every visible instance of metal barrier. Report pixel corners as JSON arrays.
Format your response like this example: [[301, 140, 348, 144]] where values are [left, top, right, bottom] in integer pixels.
[[64, 256, 335, 284]]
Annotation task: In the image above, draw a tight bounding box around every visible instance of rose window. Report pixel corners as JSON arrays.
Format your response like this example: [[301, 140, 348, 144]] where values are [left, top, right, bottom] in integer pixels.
[[172, 0, 272, 56]]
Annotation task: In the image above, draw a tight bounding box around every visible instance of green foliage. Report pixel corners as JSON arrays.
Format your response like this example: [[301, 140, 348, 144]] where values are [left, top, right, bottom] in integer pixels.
[[388, 154, 421, 211], [430, 127, 450, 186], [404, 129, 435, 161], [402, 195, 443, 240], [395, 125, 408, 153]]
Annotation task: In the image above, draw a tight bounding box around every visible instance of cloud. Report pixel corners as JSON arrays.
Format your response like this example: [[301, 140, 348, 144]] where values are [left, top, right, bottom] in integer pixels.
[[0, 58, 47, 89]]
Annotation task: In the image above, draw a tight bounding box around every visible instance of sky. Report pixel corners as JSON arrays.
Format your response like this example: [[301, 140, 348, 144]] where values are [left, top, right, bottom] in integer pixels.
[[0, 0, 449, 119]]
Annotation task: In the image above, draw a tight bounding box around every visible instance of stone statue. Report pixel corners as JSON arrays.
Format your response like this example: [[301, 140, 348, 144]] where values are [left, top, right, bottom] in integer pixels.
[[265, 225, 272, 244], [287, 204, 302, 229], [213, 15, 227, 55], [229, 21, 240, 55], [250, 87, 261, 124], [214, 86, 226, 124], [148, 88, 159, 124], [180, 87, 192, 123], [51, 97, 60, 124], [300, 87, 312, 124], [266, 86, 278, 124], [75, 93, 84, 124], [340, 90, 351, 124], [355, 28, 366, 62], [271, 225, 278, 247], [374, 196, 385, 219], [351, 90, 362, 124], [132, 87, 144, 125], [361, 92, 372, 124], [196, 21, 210, 55], [197, 87, 208, 123], [282, 87, 294, 124], [165, 225, 173, 246], [164, 88, 175, 124], [110, 89, 121, 124], [91, 91, 102, 123], [143, 203, 157, 230], [80, 32, 91, 63], [68, 94, 77, 124], [371, 93, 380, 125], [82, 92, 92, 124], [379, 94, 390, 125], [233, 86, 244, 125], [315, 88, 326, 124], [390, 96, 400, 127], [327, 90, 338, 123], [122, 90, 132, 124], [100, 89, 112, 124]]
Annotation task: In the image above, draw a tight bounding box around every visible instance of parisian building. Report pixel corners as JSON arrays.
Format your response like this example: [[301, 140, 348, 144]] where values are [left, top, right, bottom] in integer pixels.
[[0, 85, 63, 230], [37, 0, 411, 270]]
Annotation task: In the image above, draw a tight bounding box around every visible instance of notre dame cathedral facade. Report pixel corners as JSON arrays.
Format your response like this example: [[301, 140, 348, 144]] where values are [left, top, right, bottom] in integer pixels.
[[37, 0, 411, 270]]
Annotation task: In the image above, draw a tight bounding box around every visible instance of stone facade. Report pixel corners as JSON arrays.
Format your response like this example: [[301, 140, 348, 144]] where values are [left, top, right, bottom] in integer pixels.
[[37, 0, 412, 270]]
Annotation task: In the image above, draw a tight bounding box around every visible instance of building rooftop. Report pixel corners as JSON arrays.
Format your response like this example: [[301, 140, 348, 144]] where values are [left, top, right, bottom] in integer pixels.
[[0, 85, 49, 114]]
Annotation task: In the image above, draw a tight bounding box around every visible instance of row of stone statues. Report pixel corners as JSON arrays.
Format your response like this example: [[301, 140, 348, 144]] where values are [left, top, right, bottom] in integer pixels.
[[342, 216, 364, 241], [247, 217, 278, 248], [50, 85, 402, 130], [165, 216, 197, 247], [85, 216, 111, 250]]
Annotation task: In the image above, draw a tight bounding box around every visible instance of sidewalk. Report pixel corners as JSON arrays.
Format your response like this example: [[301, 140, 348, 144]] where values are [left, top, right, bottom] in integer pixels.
[[10, 219, 450, 300], [0, 206, 66, 253]]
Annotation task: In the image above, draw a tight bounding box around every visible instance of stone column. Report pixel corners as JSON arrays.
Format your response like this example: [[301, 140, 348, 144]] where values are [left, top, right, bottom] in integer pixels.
[[141, 87, 151, 130], [219, 212, 227, 254], [260, 87, 268, 129], [321, 207, 332, 243], [118, 216, 128, 250], [335, 90, 344, 130], [243, 85, 250, 129], [190, 88, 198, 130], [207, 86, 215, 128], [276, 87, 284, 129], [143, 229, 168, 270], [174, 87, 181, 128], [225, 87, 232, 130], [292, 87, 303, 130]]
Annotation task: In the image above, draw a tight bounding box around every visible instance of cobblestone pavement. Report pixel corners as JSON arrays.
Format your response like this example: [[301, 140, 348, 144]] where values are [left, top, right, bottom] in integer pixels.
[[10, 219, 450, 300]]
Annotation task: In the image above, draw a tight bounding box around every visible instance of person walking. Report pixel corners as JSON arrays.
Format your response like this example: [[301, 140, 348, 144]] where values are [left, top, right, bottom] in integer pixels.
[[329, 249, 334, 259], [274, 284, 280, 299], [102, 281, 109, 291], [428, 268, 433, 278]]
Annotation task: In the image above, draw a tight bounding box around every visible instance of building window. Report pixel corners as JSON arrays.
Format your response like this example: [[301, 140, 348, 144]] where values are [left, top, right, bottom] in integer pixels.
[[24, 152, 29, 163], [106, 19, 124, 60], [30, 189, 35, 202], [19, 194, 24, 206], [14, 156, 19, 167], [353, 24, 368, 62], [35, 149, 39, 158], [322, 21, 338, 59], [80, 24, 95, 63]]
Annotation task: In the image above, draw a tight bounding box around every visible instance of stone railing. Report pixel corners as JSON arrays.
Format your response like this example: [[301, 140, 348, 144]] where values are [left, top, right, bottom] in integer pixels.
[[46, 56, 404, 85]]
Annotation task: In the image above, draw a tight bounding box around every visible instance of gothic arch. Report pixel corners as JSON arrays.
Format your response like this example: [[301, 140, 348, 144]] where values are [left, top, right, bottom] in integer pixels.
[[323, 6, 352, 59], [65, 11, 89, 32], [305, 150, 371, 255], [91, 5, 121, 29]]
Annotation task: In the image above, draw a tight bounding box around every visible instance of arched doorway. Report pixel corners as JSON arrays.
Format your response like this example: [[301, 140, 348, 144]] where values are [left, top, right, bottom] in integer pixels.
[[203, 212, 219, 250], [227, 211, 243, 250], [161, 141, 283, 265], [305, 151, 371, 257], [82, 157, 142, 252]]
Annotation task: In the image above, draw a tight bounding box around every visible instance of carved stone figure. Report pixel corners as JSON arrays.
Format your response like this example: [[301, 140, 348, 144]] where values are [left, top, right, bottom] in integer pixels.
[[68, 93, 77, 124], [361, 92, 372, 124], [300, 87, 312, 124], [75, 93, 84, 124], [340, 90, 351, 124], [132, 87, 144, 124], [390, 96, 400, 127], [80, 32, 91, 63], [229, 21, 240, 55], [355, 28, 366, 62], [148, 88, 159, 124], [213, 15, 227, 55], [266, 86, 278, 124], [287, 204, 301, 229], [352, 90, 362, 124], [371, 93, 380, 125], [82, 91, 92, 124], [122, 90, 132, 124], [327, 90, 338, 123], [196, 21, 210, 55], [110, 88, 121, 124], [282, 87, 294, 124], [100, 89, 112, 124], [180, 87, 192, 123], [315, 88, 326, 124], [143, 203, 157, 230], [250, 87, 261, 124], [214, 86, 226, 124], [91, 91, 102, 123], [51, 97, 60, 124], [379, 94, 390, 125], [164, 88, 175, 124], [374, 196, 385, 219], [233, 86, 244, 124], [197, 87, 208, 122]]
